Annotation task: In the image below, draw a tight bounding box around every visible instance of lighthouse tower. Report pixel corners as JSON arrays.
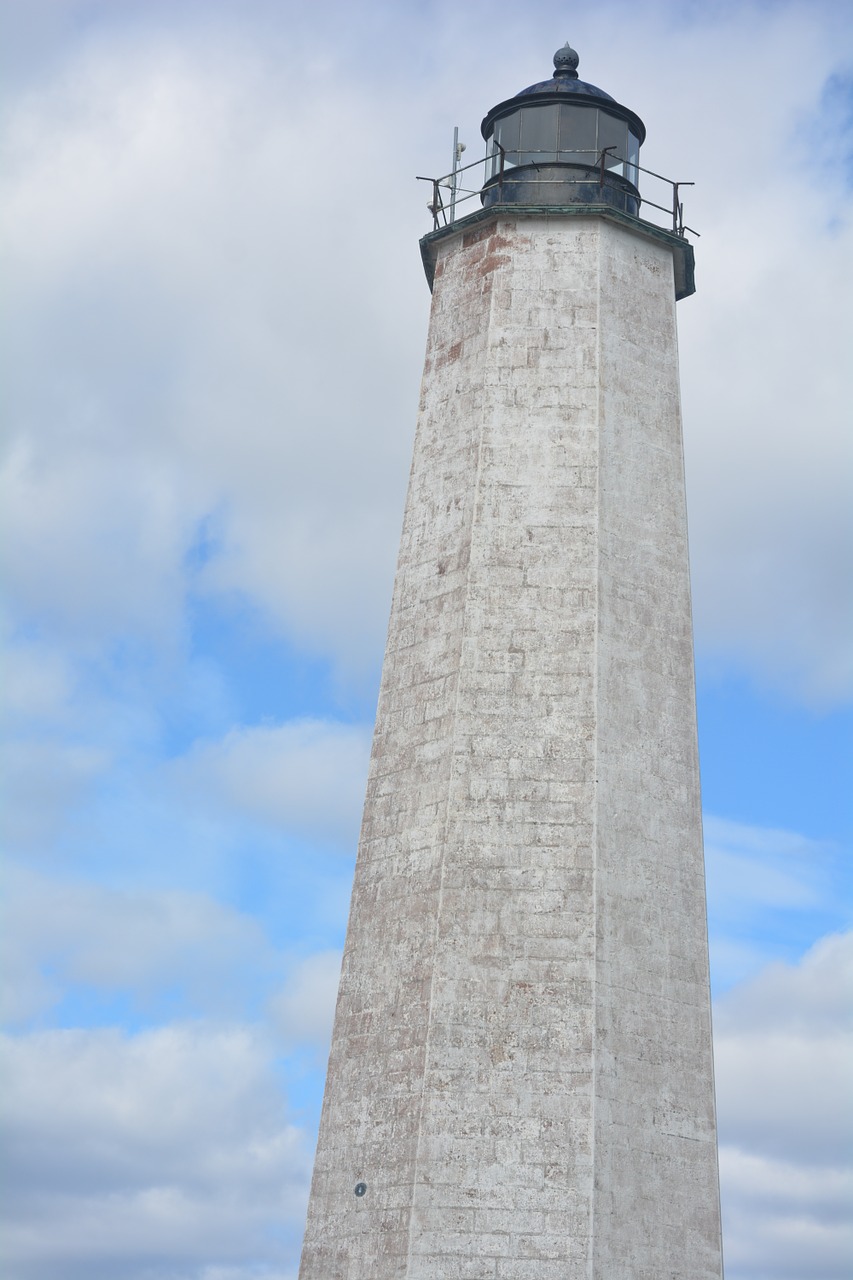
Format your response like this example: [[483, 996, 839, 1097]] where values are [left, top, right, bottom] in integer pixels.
[[299, 45, 723, 1280]]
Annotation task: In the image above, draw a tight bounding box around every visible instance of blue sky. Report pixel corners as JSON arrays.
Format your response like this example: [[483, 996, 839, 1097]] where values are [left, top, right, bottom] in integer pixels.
[[1, 1, 851, 1277]]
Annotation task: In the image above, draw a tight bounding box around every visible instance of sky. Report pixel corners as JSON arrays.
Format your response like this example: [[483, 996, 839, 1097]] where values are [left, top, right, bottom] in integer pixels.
[[0, 0, 851, 1277]]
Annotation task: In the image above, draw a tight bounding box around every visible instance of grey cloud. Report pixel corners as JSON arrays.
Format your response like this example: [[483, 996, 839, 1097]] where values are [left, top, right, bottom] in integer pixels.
[[0, 2, 850, 700], [171, 718, 372, 849], [269, 949, 342, 1054], [0, 1023, 311, 1279], [714, 933, 853, 1277], [0, 739, 110, 852], [0, 867, 277, 1024]]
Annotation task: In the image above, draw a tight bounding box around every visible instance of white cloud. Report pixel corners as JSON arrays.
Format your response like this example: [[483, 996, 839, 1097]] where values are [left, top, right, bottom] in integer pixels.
[[664, 15, 853, 705], [0, 439, 193, 649], [0, 29, 424, 676], [269, 949, 342, 1053], [704, 815, 849, 989], [0, 1, 849, 699], [173, 719, 371, 848], [714, 933, 853, 1279], [720, 1147, 853, 1280], [0, 738, 110, 851], [0, 1022, 311, 1280], [0, 635, 72, 725], [0, 6, 849, 1275], [715, 927, 853, 1035], [0, 866, 275, 1024], [705, 814, 832, 912]]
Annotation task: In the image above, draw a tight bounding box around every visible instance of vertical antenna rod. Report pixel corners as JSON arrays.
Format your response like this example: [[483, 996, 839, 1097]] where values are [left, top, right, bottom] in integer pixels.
[[450, 126, 459, 223]]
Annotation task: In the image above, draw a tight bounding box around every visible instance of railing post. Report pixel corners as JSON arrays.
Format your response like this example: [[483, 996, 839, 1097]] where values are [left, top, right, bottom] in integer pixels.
[[497, 142, 506, 200], [450, 127, 459, 224], [599, 146, 616, 189]]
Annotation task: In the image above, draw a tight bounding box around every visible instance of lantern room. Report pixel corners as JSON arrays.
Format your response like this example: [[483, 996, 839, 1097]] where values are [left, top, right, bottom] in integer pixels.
[[481, 43, 646, 215]]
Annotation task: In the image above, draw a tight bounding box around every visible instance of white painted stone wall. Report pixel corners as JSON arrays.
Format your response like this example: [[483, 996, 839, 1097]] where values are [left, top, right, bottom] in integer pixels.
[[298, 214, 723, 1280]]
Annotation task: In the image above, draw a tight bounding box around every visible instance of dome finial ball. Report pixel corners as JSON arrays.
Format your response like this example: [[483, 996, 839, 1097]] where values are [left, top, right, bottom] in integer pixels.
[[553, 41, 579, 78]]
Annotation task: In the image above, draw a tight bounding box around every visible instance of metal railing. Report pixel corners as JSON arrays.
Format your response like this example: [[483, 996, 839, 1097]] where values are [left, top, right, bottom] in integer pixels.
[[417, 146, 698, 239]]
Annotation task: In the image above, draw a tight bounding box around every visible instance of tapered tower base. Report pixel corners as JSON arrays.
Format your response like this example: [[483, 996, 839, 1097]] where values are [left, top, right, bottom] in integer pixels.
[[299, 211, 722, 1279]]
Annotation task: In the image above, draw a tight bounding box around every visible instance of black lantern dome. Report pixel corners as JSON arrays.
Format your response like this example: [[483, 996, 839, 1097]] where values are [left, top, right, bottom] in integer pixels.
[[481, 44, 646, 215]]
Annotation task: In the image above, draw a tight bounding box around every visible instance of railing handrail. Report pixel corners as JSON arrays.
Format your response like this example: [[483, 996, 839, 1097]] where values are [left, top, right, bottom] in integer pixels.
[[417, 146, 697, 239]]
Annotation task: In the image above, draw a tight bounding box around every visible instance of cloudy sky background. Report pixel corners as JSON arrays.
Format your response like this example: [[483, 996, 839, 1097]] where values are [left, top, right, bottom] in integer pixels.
[[1, 0, 851, 1276]]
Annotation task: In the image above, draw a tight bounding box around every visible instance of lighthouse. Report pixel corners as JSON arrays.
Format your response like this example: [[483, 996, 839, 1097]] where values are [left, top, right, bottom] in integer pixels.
[[299, 44, 723, 1279]]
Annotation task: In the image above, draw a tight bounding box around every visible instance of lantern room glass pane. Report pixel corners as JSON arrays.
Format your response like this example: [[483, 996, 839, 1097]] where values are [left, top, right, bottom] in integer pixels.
[[626, 130, 640, 186], [557, 104, 598, 166], [487, 137, 501, 179], [597, 113, 629, 169], [519, 104, 558, 164], [492, 111, 521, 170]]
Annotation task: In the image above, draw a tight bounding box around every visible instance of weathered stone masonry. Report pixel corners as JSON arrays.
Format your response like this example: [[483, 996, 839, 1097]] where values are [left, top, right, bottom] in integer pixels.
[[298, 210, 723, 1280]]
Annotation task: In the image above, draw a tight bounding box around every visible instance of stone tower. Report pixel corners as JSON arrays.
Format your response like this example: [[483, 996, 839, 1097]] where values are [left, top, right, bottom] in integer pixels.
[[299, 44, 723, 1280]]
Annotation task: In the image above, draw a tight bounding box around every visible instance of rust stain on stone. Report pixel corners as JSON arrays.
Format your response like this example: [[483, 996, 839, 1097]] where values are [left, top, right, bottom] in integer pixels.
[[469, 231, 517, 279], [435, 340, 463, 368], [462, 225, 493, 249], [478, 250, 509, 276]]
